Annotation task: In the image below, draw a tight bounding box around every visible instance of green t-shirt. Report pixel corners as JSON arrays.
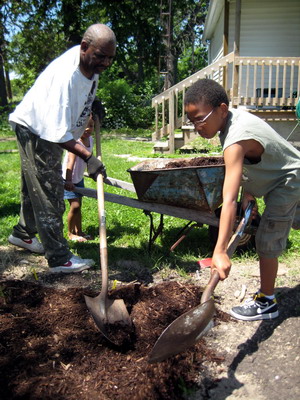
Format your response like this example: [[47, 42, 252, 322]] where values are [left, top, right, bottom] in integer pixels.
[[219, 109, 300, 206]]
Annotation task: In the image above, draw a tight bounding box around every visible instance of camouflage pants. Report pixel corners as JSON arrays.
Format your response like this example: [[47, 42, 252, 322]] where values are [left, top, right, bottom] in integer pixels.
[[12, 124, 72, 267]]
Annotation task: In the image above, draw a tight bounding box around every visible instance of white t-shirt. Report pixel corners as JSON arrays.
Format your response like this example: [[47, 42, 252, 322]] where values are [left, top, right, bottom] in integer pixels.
[[9, 46, 98, 143], [62, 137, 93, 184]]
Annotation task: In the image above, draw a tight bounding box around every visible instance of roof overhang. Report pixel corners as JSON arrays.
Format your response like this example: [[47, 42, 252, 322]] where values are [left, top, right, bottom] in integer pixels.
[[202, 0, 225, 43]]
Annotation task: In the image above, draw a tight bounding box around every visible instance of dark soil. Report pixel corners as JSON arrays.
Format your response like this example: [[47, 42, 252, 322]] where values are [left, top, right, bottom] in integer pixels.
[[164, 157, 224, 169], [0, 279, 228, 400]]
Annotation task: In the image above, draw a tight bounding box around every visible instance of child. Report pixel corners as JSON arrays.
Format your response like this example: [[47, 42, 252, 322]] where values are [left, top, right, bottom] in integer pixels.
[[62, 114, 95, 242], [184, 79, 300, 321]]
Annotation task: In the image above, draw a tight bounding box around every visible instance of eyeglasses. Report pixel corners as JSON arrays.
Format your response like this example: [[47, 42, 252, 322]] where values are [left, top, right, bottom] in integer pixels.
[[193, 108, 215, 127]]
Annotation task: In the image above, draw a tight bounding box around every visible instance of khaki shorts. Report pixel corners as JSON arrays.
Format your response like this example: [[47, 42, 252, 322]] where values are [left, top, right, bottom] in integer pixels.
[[255, 200, 300, 258]]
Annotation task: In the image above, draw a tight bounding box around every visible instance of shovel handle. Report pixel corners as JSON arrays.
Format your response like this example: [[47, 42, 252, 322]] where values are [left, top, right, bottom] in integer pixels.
[[200, 269, 220, 304], [200, 200, 255, 304], [94, 114, 109, 301]]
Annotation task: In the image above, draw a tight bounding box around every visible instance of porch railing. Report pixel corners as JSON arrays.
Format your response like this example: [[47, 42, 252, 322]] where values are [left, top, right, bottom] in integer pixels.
[[152, 51, 300, 151]]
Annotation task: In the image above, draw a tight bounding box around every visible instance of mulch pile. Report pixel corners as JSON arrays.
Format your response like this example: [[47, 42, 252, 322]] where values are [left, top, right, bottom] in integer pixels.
[[0, 280, 228, 400], [164, 157, 224, 169]]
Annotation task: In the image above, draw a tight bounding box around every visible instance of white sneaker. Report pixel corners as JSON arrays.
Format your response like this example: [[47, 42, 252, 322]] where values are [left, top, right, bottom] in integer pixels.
[[70, 254, 95, 266], [50, 255, 95, 273], [8, 234, 45, 254]]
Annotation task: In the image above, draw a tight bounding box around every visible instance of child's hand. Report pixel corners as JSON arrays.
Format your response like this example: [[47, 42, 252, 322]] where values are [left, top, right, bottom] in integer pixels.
[[242, 192, 258, 219], [211, 251, 231, 280], [64, 180, 75, 191]]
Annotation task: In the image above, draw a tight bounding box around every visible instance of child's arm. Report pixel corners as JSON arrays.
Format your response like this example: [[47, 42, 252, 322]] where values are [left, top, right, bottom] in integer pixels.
[[211, 142, 245, 280], [64, 152, 77, 191]]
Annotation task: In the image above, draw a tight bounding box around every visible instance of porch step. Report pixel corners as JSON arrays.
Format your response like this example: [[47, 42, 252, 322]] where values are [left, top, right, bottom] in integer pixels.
[[181, 125, 197, 144], [153, 141, 169, 153], [153, 126, 197, 154]]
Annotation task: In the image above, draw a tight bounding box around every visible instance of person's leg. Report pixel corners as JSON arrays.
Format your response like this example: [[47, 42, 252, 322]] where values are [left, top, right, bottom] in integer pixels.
[[13, 124, 72, 267], [259, 257, 278, 296], [230, 199, 298, 321], [67, 198, 83, 238], [12, 169, 39, 239]]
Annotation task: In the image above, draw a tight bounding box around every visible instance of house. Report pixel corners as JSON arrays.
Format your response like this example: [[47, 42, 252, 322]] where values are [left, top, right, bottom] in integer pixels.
[[151, 0, 300, 153]]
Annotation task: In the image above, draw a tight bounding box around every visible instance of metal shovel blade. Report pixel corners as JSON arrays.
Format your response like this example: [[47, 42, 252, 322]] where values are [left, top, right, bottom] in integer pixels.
[[148, 298, 215, 363], [85, 293, 132, 344]]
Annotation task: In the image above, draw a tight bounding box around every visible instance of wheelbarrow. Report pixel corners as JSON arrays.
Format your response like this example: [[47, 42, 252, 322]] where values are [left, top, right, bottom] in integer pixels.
[[128, 157, 225, 212]]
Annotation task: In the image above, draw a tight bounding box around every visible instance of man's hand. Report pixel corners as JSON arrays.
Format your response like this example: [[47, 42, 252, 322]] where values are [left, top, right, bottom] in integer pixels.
[[211, 251, 232, 280], [86, 155, 107, 181]]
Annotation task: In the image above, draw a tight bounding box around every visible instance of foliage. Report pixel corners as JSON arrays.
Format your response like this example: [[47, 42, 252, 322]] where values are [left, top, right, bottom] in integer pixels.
[[0, 109, 12, 137], [1, 0, 209, 128], [97, 77, 155, 130], [177, 46, 207, 82]]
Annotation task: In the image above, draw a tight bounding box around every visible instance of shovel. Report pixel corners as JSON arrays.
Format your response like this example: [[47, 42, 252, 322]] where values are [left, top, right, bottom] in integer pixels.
[[148, 200, 255, 363], [84, 115, 131, 344]]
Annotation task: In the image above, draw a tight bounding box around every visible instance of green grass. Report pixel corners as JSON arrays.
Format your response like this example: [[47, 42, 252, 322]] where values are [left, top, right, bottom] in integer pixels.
[[1, 112, 300, 282]]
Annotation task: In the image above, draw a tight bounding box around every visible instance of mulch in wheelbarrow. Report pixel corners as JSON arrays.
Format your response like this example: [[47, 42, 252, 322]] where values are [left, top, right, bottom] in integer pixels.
[[163, 157, 224, 169], [0, 279, 229, 400]]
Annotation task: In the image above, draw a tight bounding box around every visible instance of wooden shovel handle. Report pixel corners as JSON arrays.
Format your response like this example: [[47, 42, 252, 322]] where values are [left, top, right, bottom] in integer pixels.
[[200, 200, 255, 304], [200, 269, 220, 304], [94, 114, 109, 300]]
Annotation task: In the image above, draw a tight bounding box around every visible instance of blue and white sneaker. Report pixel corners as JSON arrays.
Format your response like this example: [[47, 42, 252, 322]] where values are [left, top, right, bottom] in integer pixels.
[[230, 292, 279, 321]]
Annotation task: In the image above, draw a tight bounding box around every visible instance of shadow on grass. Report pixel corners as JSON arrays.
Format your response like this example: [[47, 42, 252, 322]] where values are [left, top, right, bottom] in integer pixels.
[[0, 202, 20, 218]]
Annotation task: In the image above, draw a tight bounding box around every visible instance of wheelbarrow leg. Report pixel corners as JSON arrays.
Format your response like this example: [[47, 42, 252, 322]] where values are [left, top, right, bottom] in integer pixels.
[[143, 211, 164, 252]]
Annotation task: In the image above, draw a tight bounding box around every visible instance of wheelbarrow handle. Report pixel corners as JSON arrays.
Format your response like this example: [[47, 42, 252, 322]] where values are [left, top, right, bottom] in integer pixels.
[[200, 200, 255, 304]]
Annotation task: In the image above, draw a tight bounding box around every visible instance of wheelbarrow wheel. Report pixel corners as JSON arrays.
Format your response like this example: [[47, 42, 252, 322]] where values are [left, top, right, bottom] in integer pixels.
[[208, 202, 260, 253]]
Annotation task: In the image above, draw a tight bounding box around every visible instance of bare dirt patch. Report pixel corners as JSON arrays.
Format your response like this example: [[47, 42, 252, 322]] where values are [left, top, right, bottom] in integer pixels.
[[0, 245, 299, 399]]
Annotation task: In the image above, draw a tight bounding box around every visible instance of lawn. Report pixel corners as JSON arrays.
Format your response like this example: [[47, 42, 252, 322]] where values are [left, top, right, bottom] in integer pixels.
[[1, 111, 300, 282]]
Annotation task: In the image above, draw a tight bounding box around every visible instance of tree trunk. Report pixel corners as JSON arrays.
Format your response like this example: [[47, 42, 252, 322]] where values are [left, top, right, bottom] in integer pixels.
[[5, 67, 12, 100], [161, 0, 175, 90], [0, 9, 8, 107], [0, 50, 8, 107], [61, 0, 82, 47]]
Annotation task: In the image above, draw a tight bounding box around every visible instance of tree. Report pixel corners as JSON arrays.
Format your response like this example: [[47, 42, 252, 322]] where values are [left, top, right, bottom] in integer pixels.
[[2, 0, 208, 128], [0, 6, 9, 107], [159, 0, 208, 89]]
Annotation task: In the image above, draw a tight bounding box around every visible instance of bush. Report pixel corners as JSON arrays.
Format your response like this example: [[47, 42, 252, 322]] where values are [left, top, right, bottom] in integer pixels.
[[97, 78, 155, 130]]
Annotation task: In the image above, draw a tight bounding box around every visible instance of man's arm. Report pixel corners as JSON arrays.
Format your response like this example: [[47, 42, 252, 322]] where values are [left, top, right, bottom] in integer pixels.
[[59, 139, 91, 161], [59, 139, 106, 181], [64, 152, 77, 191]]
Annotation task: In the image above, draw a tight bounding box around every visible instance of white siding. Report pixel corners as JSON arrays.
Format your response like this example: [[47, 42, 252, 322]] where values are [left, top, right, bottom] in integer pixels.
[[205, 0, 300, 96], [209, 7, 225, 63], [227, 0, 300, 56], [206, 0, 300, 60]]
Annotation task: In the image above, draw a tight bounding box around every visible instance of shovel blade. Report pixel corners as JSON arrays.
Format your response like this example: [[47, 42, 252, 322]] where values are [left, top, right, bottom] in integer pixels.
[[148, 298, 215, 363], [85, 294, 132, 344]]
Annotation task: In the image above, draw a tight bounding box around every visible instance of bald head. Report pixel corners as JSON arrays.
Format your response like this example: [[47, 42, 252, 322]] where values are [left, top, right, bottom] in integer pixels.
[[82, 24, 116, 47], [80, 24, 116, 78]]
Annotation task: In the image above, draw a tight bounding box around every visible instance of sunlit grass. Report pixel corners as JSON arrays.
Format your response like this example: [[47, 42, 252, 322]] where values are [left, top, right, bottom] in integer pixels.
[[1, 121, 300, 282]]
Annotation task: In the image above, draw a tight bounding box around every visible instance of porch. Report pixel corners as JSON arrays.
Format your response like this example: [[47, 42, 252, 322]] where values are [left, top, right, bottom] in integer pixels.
[[151, 52, 300, 153]]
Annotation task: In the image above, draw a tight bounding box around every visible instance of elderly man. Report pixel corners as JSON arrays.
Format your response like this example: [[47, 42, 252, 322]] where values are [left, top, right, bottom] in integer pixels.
[[8, 24, 116, 273]]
